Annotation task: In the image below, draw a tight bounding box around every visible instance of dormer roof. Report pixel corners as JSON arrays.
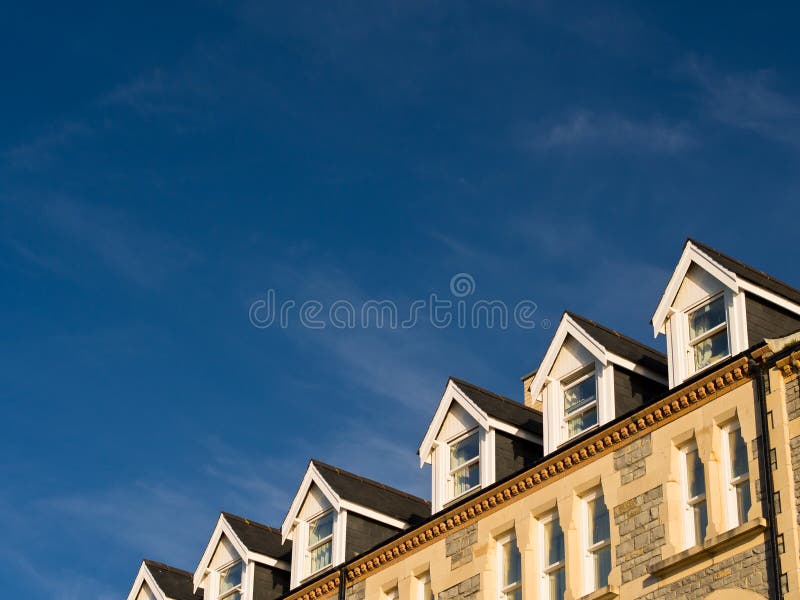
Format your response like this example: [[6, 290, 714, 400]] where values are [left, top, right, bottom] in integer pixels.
[[193, 512, 291, 589], [529, 312, 667, 403], [418, 377, 543, 465], [127, 560, 202, 600], [281, 460, 430, 541], [565, 312, 668, 376], [651, 239, 800, 335], [222, 512, 292, 562]]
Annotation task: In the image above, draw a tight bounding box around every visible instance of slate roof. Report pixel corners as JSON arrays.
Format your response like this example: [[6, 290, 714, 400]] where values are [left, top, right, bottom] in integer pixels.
[[566, 312, 668, 376], [449, 376, 543, 435], [690, 238, 800, 305], [222, 512, 292, 562], [143, 560, 203, 600], [310, 461, 431, 526]]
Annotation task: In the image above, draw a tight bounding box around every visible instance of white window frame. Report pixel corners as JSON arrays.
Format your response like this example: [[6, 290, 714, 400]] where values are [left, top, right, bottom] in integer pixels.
[[217, 559, 244, 600], [305, 509, 334, 578], [680, 440, 707, 549], [685, 293, 730, 375], [561, 364, 599, 442], [447, 427, 481, 502], [582, 488, 611, 594], [496, 530, 522, 600], [539, 510, 565, 600], [416, 572, 432, 600], [721, 420, 751, 529]]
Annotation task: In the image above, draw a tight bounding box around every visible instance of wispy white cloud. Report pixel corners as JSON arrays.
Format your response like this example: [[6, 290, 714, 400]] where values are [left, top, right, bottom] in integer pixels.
[[528, 110, 693, 153], [3, 121, 91, 170], [37, 197, 200, 288], [687, 58, 800, 146]]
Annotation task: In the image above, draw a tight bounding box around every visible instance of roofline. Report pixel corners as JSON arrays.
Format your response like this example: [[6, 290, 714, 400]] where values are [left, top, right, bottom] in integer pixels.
[[143, 559, 195, 578], [310, 460, 430, 506], [688, 237, 800, 299], [448, 376, 542, 419], [564, 310, 667, 360]]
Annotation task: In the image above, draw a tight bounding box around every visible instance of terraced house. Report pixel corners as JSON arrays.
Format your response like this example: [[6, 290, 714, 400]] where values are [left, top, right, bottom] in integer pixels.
[[126, 239, 800, 600]]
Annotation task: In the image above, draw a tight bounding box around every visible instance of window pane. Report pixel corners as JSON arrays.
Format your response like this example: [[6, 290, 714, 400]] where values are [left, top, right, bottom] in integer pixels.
[[564, 376, 596, 414], [729, 429, 748, 479], [594, 545, 611, 589], [567, 406, 597, 437], [589, 497, 610, 545], [505, 589, 522, 600], [452, 462, 480, 496], [219, 562, 242, 594], [736, 481, 752, 525], [548, 568, 566, 600], [450, 432, 479, 468], [693, 329, 729, 370], [692, 501, 707, 546], [310, 539, 332, 572], [686, 449, 705, 499], [309, 512, 334, 546], [544, 518, 564, 567], [502, 538, 521, 586], [688, 296, 726, 339]]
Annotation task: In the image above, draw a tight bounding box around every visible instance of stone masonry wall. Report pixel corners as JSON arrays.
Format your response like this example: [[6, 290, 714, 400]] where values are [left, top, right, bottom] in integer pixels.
[[614, 434, 652, 485], [787, 377, 800, 421], [437, 574, 480, 600], [792, 436, 800, 525], [445, 523, 477, 570], [344, 581, 365, 600], [614, 485, 665, 584], [636, 543, 770, 599]]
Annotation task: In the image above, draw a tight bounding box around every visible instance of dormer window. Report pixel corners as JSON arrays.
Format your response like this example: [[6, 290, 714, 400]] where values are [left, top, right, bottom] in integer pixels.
[[529, 313, 667, 454], [449, 429, 480, 499], [218, 560, 243, 600], [687, 294, 729, 372], [419, 378, 543, 512], [307, 510, 334, 575], [562, 366, 597, 440]]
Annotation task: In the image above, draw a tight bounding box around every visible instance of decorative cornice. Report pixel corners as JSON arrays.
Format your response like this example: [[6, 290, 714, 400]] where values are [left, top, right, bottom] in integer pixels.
[[283, 357, 753, 600], [776, 350, 800, 382]]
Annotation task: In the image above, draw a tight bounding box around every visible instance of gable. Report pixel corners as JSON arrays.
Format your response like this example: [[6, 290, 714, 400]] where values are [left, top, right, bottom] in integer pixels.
[[550, 335, 596, 380], [673, 263, 726, 311], [136, 582, 157, 600], [437, 403, 477, 442], [298, 483, 332, 520], [209, 535, 240, 570]]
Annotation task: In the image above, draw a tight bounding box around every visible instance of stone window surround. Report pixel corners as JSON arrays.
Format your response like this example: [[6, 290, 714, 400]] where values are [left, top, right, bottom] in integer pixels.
[[661, 407, 758, 559]]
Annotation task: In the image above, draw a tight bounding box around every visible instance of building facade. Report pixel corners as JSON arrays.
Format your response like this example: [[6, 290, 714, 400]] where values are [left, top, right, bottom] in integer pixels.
[[126, 239, 800, 600]]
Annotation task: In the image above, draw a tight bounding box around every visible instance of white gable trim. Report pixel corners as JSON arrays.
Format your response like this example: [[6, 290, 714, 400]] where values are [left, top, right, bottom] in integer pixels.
[[487, 417, 543, 444], [339, 500, 408, 529], [193, 514, 250, 590], [280, 463, 341, 542], [651, 241, 740, 336], [417, 379, 490, 467], [738, 279, 800, 318], [127, 562, 168, 600], [528, 313, 609, 404]]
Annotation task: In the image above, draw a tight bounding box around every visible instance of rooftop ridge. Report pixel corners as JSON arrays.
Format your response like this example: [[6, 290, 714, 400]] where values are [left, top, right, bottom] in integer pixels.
[[310, 460, 430, 506], [449, 376, 541, 416], [689, 237, 800, 296], [221, 511, 282, 535], [565, 310, 667, 359]]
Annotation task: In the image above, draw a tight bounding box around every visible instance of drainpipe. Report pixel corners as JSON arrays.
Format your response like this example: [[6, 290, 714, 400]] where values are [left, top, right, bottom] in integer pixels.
[[338, 565, 348, 600], [749, 354, 783, 599]]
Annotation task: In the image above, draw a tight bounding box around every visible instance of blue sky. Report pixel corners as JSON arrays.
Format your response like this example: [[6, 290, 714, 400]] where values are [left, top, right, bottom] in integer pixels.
[[2, 1, 800, 598]]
